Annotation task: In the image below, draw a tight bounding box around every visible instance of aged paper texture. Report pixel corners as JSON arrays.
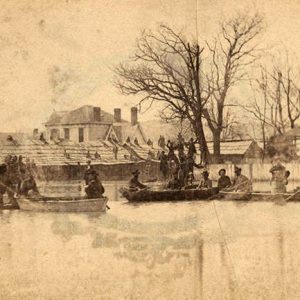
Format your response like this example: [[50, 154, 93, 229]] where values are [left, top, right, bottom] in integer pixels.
[[1, 0, 300, 299]]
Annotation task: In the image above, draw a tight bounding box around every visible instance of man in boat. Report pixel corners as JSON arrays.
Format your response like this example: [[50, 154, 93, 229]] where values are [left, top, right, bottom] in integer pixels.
[[19, 176, 39, 196], [230, 166, 252, 192], [84, 160, 93, 185], [217, 169, 231, 190], [6, 155, 21, 206], [128, 170, 147, 191], [168, 159, 178, 180], [166, 140, 176, 162], [18, 157, 40, 196], [269, 162, 288, 194], [85, 170, 105, 198], [197, 171, 212, 189], [187, 138, 197, 159], [0, 164, 8, 208], [167, 169, 181, 190], [159, 151, 168, 179], [185, 155, 203, 184]]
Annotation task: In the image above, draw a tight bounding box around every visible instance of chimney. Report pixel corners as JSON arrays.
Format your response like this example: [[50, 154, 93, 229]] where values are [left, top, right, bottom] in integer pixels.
[[131, 107, 138, 126], [114, 108, 121, 123], [93, 107, 101, 122]]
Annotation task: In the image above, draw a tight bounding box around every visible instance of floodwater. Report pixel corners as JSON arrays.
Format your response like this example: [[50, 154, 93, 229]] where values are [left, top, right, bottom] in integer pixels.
[[1, 181, 300, 299]]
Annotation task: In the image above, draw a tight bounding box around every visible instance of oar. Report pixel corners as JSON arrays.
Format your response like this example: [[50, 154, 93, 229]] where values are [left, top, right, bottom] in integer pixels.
[[106, 205, 110, 210], [284, 188, 300, 202]]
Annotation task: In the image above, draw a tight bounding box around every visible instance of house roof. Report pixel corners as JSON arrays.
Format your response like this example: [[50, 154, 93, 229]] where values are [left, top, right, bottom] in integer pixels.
[[0, 138, 138, 166], [0, 132, 31, 145], [207, 140, 262, 155], [45, 105, 128, 126], [121, 123, 147, 144]]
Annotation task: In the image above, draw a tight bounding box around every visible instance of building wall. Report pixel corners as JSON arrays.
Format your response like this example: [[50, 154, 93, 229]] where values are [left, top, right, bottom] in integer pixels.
[[88, 124, 110, 141], [35, 160, 160, 181], [46, 125, 89, 142], [46, 122, 146, 143]]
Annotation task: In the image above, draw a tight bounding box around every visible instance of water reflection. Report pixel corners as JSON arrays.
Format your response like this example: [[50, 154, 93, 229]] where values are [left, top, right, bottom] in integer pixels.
[[1, 182, 300, 299]]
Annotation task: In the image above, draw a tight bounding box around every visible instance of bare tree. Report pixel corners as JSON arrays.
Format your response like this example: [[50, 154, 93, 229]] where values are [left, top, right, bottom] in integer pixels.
[[244, 60, 300, 143], [203, 13, 264, 161], [114, 25, 213, 164]]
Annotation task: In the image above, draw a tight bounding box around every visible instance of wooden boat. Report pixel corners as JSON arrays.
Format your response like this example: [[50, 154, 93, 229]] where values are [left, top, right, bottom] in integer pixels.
[[119, 187, 219, 202], [217, 190, 300, 202], [17, 196, 108, 212], [0, 203, 19, 210]]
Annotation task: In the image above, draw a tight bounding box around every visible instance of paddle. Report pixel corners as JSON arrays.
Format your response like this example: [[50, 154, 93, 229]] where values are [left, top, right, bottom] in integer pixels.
[[284, 188, 300, 202]]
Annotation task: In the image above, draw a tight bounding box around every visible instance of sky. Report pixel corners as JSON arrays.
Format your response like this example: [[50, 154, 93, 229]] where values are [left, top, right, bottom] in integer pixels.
[[1, 0, 300, 132]]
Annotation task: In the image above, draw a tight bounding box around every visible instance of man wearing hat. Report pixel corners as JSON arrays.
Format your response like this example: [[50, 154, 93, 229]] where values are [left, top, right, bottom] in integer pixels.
[[84, 169, 105, 198], [269, 162, 289, 194], [129, 170, 147, 191], [230, 166, 252, 192], [217, 169, 231, 190], [197, 170, 212, 189]]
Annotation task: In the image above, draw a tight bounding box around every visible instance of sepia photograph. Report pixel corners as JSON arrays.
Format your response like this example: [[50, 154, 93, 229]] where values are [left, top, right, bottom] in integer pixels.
[[1, 0, 300, 299]]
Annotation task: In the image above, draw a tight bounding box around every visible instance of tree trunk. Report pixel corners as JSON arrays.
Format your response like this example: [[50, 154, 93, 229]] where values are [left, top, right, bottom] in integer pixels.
[[193, 119, 210, 166], [213, 130, 221, 163]]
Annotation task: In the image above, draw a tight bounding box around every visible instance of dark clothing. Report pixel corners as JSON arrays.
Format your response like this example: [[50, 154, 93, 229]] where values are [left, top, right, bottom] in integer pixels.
[[167, 178, 181, 190], [159, 153, 168, 178], [129, 176, 146, 191], [19, 177, 39, 196], [85, 179, 105, 199], [185, 157, 200, 174], [218, 176, 231, 190], [113, 145, 118, 159], [187, 141, 197, 158], [84, 167, 96, 185], [178, 141, 184, 152]]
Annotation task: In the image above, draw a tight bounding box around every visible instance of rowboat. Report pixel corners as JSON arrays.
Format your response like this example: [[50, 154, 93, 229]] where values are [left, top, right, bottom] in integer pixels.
[[119, 187, 219, 202], [17, 196, 108, 212], [0, 203, 19, 210], [217, 190, 300, 202]]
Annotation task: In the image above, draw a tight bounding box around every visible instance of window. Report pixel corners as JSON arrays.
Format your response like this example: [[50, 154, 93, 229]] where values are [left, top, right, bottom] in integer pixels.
[[50, 129, 59, 140], [79, 128, 84, 142], [64, 128, 70, 140]]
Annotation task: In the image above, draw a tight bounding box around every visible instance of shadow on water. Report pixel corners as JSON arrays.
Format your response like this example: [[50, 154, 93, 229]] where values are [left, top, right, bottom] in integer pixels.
[[2, 180, 299, 299]]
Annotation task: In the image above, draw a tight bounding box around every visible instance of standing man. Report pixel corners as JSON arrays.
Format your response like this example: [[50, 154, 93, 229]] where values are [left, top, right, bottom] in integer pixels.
[[187, 138, 197, 159], [112, 144, 118, 160], [0, 164, 7, 208], [159, 151, 169, 179]]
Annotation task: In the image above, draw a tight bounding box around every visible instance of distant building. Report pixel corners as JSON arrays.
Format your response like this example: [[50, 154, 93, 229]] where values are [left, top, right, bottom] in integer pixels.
[[44, 105, 147, 144], [285, 126, 300, 157], [207, 140, 264, 163]]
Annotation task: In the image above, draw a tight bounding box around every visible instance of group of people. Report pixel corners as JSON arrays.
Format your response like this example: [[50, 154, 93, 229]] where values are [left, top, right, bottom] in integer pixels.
[[0, 155, 39, 207], [197, 166, 252, 192], [158, 135, 201, 189]]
